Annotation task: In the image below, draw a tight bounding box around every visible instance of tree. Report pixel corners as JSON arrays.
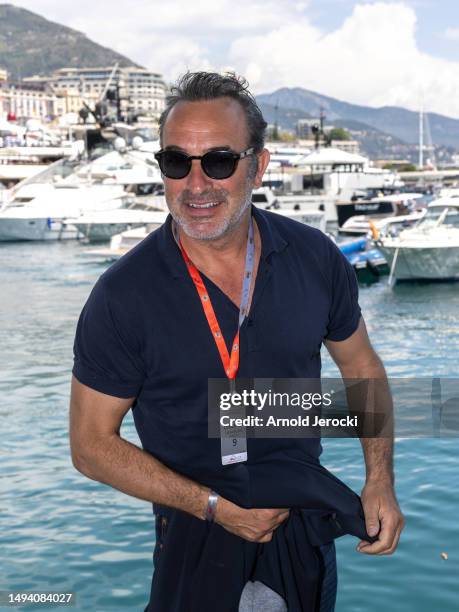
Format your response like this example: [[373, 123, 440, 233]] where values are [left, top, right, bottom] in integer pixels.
[[328, 127, 350, 141], [383, 163, 416, 172]]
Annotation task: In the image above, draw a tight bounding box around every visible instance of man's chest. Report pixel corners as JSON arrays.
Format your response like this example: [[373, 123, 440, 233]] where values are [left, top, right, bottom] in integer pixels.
[[140, 257, 331, 383], [200, 259, 259, 312]]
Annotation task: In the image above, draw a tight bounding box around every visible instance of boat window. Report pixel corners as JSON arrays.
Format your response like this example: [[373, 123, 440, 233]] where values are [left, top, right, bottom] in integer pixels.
[[262, 179, 283, 190], [444, 208, 459, 228], [252, 193, 268, 203], [302, 175, 324, 191], [133, 183, 163, 196], [134, 128, 156, 141], [417, 207, 445, 227], [353, 200, 394, 214], [417, 206, 459, 228], [13, 197, 34, 204], [17, 158, 77, 186]]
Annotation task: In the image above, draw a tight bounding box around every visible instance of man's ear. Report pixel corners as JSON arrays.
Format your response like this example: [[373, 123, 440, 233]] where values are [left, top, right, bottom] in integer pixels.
[[253, 148, 271, 189]]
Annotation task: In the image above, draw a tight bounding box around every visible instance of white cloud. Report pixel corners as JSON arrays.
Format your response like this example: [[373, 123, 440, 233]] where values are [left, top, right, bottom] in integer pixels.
[[12, 0, 459, 118], [21, 0, 309, 84], [229, 2, 459, 119]]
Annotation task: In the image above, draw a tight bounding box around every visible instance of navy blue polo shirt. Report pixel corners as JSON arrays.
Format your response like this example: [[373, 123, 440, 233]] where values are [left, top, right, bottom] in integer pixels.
[[72, 205, 361, 506]]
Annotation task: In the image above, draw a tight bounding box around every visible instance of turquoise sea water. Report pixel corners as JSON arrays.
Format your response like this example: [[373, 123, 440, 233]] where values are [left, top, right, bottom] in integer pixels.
[[0, 240, 458, 611]]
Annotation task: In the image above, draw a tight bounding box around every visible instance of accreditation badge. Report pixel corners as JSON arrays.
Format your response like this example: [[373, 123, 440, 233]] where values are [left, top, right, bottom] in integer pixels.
[[220, 378, 248, 465]]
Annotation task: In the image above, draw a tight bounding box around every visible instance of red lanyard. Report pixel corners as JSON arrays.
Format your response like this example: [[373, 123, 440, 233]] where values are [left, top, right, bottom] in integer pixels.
[[174, 217, 255, 380]]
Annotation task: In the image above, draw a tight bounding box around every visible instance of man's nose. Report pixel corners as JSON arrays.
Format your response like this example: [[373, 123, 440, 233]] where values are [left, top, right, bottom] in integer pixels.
[[184, 158, 213, 191]]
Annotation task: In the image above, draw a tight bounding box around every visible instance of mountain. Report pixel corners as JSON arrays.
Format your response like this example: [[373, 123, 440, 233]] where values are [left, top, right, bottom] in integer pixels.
[[0, 4, 140, 79], [256, 87, 459, 152], [258, 98, 417, 160]]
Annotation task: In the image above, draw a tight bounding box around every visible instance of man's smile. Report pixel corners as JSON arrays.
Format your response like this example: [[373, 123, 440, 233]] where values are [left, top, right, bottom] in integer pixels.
[[187, 201, 221, 209]]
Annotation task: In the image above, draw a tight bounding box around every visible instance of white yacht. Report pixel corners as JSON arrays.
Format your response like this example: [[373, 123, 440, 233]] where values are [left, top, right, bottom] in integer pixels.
[[289, 148, 405, 222], [437, 187, 459, 200], [378, 198, 459, 281], [0, 183, 132, 241], [266, 145, 312, 168], [264, 207, 326, 234], [74, 208, 168, 242], [0, 119, 73, 184], [252, 187, 327, 233], [84, 215, 167, 261], [73, 149, 163, 198], [338, 194, 426, 236], [0, 146, 165, 242]]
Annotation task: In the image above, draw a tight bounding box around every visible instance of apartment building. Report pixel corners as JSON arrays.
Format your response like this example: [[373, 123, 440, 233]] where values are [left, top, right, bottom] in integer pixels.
[[0, 80, 56, 119], [49, 66, 167, 117]]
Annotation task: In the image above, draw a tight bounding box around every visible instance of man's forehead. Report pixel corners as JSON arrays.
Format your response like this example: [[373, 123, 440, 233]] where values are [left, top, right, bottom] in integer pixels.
[[163, 97, 247, 143]]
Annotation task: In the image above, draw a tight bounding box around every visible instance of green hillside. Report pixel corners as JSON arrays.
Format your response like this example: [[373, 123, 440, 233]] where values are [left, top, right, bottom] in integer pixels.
[[0, 3, 140, 79]]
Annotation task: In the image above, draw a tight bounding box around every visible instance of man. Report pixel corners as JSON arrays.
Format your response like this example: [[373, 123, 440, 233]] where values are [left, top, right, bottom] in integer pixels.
[[70, 72, 404, 611]]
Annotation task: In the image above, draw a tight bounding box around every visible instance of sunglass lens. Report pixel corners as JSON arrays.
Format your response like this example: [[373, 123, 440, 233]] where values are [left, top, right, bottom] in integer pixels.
[[160, 151, 190, 179], [202, 152, 236, 179]]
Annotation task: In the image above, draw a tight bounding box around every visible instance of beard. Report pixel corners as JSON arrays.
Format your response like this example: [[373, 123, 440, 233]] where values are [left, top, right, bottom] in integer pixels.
[[168, 175, 254, 241]]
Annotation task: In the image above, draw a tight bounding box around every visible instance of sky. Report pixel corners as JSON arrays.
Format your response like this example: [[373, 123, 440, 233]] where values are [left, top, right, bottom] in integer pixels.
[[10, 1, 459, 118]]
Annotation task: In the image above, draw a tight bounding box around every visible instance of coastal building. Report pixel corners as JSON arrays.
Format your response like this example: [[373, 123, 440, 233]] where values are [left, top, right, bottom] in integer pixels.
[[23, 74, 92, 117], [45, 66, 167, 118], [296, 118, 321, 139], [3, 66, 167, 122], [0, 80, 56, 120], [296, 119, 360, 154], [297, 138, 360, 155]]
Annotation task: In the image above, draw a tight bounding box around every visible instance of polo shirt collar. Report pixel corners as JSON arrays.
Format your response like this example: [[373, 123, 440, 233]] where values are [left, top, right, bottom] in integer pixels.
[[252, 205, 288, 259], [162, 204, 288, 279]]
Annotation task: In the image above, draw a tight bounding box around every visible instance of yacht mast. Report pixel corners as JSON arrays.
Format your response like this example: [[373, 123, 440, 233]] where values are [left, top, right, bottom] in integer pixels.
[[419, 100, 424, 169]]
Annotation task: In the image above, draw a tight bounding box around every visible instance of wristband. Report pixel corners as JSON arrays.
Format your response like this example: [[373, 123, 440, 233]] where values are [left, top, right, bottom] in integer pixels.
[[205, 490, 219, 522]]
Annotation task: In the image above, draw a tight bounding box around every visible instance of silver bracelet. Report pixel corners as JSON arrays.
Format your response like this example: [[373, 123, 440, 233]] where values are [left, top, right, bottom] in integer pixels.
[[205, 490, 219, 522]]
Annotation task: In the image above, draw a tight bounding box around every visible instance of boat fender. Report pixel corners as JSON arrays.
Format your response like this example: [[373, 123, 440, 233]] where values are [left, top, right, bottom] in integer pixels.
[[368, 220, 379, 240]]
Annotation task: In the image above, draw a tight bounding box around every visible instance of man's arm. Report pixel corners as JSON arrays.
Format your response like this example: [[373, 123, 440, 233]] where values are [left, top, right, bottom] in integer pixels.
[[325, 317, 405, 555], [69, 376, 289, 543]]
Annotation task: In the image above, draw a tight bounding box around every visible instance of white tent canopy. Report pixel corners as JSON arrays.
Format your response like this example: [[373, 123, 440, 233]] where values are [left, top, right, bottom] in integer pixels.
[[299, 147, 369, 166]]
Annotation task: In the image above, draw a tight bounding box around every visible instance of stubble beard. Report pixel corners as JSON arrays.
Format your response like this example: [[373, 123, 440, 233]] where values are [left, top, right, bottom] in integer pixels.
[[169, 175, 254, 241]]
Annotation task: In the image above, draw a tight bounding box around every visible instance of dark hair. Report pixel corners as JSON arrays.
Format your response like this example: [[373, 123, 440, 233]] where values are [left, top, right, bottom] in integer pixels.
[[159, 71, 267, 152]]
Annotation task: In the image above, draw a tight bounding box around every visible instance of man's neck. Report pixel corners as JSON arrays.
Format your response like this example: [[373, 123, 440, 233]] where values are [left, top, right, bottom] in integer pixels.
[[177, 209, 252, 271]]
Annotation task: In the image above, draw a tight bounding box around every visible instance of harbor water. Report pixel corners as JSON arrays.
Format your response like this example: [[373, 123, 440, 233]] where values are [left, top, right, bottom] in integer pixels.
[[1, 240, 458, 611]]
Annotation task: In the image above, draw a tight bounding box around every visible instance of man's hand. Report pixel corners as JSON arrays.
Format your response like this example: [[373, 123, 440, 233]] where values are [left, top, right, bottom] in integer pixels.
[[357, 480, 405, 555], [215, 497, 290, 543]]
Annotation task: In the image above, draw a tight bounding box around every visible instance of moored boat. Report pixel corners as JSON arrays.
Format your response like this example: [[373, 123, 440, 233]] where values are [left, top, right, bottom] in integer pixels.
[[338, 193, 426, 235], [338, 237, 389, 283], [378, 197, 459, 281]]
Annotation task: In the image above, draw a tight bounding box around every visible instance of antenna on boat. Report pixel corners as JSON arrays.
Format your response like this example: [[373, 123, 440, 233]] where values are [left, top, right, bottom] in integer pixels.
[[273, 101, 279, 141], [419, 94, 424, 169], [424, 111, 436, 171], [419, 92, 437, 171], [98, 63, 119, 104]]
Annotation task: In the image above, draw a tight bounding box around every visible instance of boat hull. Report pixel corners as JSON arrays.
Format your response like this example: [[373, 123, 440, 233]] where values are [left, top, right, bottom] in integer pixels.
[[380, 245, 459, 280], [0, 217, 80, 241], [74, 221, 145, 242]]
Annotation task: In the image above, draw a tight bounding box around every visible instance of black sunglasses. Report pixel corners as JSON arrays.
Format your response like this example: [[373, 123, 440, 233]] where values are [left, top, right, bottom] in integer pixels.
[[154, 147, 255, 180]]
